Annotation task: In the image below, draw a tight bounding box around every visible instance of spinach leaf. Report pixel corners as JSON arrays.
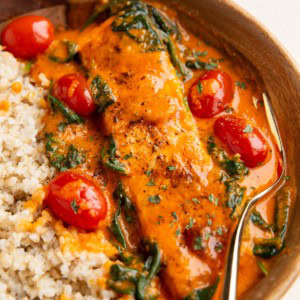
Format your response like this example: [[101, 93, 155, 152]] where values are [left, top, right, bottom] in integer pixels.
[[49, 40, 79, 64], [112, 1, 164, 52], [184, 277, 219, 300], [85, 0, 190, 81], [207, 136, 248, 214], [90, 75, 116, 112], [107, 241, 161, 298], [165, 37, 192, 81], [114, 181, 136, 223], [45, 136, 85, 172], [49, 95, 84, 124], [253, 187, 291, 258], [253, 242, 285, 258], [101, 136, 127, 174], [110, 203, 127, 248], [144, 242, 161, 279], [250, 210, 274, 232]]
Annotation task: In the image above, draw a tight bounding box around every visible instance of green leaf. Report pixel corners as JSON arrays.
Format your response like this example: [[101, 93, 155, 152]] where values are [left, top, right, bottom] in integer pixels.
[[70, 199, 79, 214], [58, 122, 67, 132], [171, 212, 178, 221], [148, 195, 161, 204], [90, 75, 116, 112], [243, 125, 253, 133], [110, 204, 127, 248], [102, 136, 127, 174], [257, 260, 269, 276], [45, 136, 85, 172], [216, 226, 223, 236], [185, 217, 195, 230], [184, 277, 219, 300], [49, 95, 84, 124], [235, 81, 247, 89], [193, 236, 203, 250], [167, 166, 176, 171], [250, 210, 273, 231], [192, 198, 200, 204], [146, 179, 156, 186], [195, 50, 208, 57], [113, 181, 136, 224], [186, 59, 218, 71], [165, 37, 192, 81], [196, 81, 203, 94], [49, 40, 79, 64], [24, 61, 33, 73]]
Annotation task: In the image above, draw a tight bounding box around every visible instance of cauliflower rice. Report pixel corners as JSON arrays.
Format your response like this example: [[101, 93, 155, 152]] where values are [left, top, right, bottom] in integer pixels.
[[0, 49, 114, 300]]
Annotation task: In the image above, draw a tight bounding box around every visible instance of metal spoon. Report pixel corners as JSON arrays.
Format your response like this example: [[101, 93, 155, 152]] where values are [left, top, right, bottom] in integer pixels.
[[221, 93, 286, 300]]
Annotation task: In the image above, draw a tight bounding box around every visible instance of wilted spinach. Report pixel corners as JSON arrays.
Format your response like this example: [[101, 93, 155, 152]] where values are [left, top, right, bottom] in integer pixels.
[[90, 75, 116, 112]]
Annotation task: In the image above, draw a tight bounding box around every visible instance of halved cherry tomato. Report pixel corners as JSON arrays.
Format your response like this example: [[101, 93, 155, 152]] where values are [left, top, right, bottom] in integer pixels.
[[188, 70, 233, 118], [45, 171, 107, 230], [53, 73, 96, 116], [1, 16, 54, 59], [214, 115, 268, 168]]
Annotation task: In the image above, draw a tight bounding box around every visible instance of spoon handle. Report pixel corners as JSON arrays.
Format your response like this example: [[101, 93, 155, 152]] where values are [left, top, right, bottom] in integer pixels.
[[221, 200, 253, 300]]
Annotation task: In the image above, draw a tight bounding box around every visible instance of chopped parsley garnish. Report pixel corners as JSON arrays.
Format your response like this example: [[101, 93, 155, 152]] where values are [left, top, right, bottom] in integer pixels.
[[192, 198, 200, 204], [160, 185, 168, 190], [193, 236, 203, 250], [185, 218, 195, 230], [243, 125, 253, 133], [146, 179, 156, 186], [70, 199, 79, 214], [204, 232, 211, 240], [235, 81, 247, 89], [196, 81, 203, 94], [167, 166, 176, 171], [145, 170, 152, 177], [207, 219, 212, 226], [208, 194, 219, 206], [148, 195, 161, 204], [24, 61, 33, 73], [175, 229, 181, 236], [215, 242, 224, 252], [171, 212, 178, 221], [216, 226, 223, 236]]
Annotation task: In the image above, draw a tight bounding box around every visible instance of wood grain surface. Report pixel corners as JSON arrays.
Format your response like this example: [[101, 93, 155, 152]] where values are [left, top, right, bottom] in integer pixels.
[[0, 1, 299, 299]]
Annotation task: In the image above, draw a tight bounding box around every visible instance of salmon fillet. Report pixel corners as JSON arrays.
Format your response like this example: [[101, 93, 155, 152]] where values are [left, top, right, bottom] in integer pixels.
[[78, 17, 230, 298]]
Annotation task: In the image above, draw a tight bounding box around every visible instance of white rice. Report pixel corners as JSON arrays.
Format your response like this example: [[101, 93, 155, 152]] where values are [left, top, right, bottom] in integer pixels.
[[0, 49, 114, 300]]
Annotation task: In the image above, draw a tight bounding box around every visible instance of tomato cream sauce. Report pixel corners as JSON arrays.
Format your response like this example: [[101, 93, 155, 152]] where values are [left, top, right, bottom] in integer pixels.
[[29, 1, 291, 299]]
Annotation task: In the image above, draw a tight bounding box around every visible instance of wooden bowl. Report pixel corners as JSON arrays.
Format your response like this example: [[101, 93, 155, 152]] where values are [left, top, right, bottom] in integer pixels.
[[0, 0, 299, 299]]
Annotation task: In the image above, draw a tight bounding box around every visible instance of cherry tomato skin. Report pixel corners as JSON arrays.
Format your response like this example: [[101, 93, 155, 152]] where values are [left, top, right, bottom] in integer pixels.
[[45, 171, 107, 230], [53, 74, 96, 116], [188, 70, 233, 118], [214, 115, 268, 168], [1, 16, 54, 59]]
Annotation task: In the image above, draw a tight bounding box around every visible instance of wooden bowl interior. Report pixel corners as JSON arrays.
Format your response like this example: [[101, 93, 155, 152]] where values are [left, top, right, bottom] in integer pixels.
[[0, 1, 299, 299]]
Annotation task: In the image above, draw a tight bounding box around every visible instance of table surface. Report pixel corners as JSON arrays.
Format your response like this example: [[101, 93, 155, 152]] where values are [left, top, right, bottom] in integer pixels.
[[233, 1, 300, 299]]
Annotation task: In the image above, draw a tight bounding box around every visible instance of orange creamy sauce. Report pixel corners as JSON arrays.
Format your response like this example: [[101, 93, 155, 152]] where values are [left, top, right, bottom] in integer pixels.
[[28, 2, 289, 299]]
